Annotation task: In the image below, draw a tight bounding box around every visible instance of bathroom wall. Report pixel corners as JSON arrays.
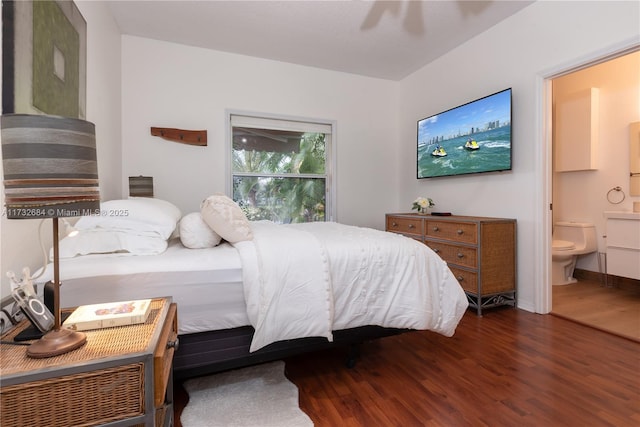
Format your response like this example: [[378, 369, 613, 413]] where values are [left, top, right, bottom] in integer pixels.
[[552, 51, 640, 273]]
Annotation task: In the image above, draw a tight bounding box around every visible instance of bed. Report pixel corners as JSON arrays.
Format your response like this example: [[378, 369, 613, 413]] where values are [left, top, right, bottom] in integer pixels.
[[34, 196, 468, 379]]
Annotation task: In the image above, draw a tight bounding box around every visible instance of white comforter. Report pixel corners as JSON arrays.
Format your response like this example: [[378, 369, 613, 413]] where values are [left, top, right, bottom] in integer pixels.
[[233, 221, 468, 352]]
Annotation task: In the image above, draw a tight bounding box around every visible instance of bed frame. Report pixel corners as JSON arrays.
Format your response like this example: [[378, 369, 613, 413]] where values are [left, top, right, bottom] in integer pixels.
[[173, 325, 406, 380], [39, 287, 403, 380]]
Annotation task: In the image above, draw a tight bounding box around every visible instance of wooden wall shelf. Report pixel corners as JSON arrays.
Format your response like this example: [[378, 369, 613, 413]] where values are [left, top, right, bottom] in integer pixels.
[[151, 127, 207, 146]]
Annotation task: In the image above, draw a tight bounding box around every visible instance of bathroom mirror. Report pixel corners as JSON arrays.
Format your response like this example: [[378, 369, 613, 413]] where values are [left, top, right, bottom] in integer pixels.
[[631, 121, 640, 196]]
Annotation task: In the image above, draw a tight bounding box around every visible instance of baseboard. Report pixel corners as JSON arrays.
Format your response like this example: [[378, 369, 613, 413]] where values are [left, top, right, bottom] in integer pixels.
[[574, 268, 640, 291]]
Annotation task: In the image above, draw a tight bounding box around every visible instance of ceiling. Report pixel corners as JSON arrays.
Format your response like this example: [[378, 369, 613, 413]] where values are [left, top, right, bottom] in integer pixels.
[[107, 0, 534, 81]]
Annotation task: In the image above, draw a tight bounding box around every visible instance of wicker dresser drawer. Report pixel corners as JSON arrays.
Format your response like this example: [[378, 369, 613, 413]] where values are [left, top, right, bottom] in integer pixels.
[[448, 267, 478, 294], [426, 220, 477, 245], [386, 213, 516, 315], [386, 215, 423, 238], [426, 241, 477, 269]]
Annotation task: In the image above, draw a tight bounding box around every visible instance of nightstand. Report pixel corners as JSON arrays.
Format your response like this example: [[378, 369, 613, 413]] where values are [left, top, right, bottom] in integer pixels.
[[0, 297, 178, 427]]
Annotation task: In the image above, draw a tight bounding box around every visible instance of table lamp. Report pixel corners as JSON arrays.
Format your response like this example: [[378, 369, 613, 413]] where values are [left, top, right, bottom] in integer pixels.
[[1, 114, 100, 358]]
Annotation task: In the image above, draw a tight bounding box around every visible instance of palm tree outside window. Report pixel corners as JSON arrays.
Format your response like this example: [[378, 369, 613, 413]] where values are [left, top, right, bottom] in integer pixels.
[[229, 113, 335, 224]]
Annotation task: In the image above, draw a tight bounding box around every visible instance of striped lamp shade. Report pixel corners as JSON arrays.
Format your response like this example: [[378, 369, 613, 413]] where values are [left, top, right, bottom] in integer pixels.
[[1, 114, 100, 219], [129, 176, 154, 197]]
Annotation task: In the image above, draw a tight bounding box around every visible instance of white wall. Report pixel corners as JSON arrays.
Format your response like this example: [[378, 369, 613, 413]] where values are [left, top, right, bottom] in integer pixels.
[[0, 1, 122, 298], [78, 1, 123, 202], [397, 1, 640, 312], [121, 37, 399, 227], [553, 52, 640, 273]]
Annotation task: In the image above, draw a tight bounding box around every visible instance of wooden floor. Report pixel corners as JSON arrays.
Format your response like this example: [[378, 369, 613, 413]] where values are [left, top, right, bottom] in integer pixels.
[[174, 308, 640, 426], [551, 278, 640, 342]]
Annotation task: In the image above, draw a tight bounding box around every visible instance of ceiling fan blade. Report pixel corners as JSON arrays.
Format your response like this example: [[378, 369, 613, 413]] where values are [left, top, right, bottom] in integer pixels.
[[403, 1, 425, 36], [360, 0, 401, 30]]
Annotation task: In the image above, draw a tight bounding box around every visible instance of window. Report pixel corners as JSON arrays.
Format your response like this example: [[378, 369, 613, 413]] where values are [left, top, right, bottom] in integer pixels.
[[228, 113, 335, 223]]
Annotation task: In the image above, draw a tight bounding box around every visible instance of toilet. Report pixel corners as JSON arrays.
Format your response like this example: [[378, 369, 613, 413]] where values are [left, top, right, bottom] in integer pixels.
[[552, 221, 597, 286]]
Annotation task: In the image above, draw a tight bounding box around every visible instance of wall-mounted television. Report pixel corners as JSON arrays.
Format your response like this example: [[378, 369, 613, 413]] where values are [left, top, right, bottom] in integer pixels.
[[417, 88, 512, 179]]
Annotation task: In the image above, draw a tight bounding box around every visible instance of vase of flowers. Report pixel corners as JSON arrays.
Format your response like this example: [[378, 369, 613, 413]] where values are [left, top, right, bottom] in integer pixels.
[[412, 197, 435, 215]]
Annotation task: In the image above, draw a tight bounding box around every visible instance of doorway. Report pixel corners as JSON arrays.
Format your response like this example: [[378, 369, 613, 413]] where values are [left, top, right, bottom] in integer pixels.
[[543, 49, 640, 341]]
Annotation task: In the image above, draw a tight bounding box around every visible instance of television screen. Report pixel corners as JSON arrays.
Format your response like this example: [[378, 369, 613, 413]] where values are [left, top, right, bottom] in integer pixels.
[[417, 88, 512, 179]]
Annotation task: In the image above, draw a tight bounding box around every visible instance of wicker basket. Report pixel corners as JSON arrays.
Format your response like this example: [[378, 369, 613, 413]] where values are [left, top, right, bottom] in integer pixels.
[[1, 364, 144, 427]]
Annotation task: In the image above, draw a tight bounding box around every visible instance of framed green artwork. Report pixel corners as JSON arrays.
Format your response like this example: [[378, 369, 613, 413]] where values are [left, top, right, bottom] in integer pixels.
[[2, 0, 86, 118]]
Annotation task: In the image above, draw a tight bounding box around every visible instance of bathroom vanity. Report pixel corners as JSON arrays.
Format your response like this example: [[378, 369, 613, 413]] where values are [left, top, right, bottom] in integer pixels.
[[605, 211, 640, 280]]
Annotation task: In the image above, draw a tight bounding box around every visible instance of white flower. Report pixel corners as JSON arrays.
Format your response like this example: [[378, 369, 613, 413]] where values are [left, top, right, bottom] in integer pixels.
[[412, 197, 435, 212]]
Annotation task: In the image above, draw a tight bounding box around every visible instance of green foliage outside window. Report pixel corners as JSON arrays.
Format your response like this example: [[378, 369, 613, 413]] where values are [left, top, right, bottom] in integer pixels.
[[232, 132, 327, 223]]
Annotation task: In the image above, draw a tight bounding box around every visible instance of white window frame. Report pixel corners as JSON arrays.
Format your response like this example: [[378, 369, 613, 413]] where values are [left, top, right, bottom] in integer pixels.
[[225, 109, 337, 222]]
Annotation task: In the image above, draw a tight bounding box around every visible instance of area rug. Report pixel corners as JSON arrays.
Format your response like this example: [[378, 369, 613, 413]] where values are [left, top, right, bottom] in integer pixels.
[[180, 361, 314, 427]]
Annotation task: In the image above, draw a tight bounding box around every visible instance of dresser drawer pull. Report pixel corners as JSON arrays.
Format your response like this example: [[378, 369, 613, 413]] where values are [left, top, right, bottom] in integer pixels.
[[433, 248, 440, 253], [392, 221, 398, 227], [457, 229, 464, 235], [432, 226, 439, 232], [456, 276, 464, 282], [457, 253, 464, 258], [167, 338, 180, 351], [408, 224, 415, 229]]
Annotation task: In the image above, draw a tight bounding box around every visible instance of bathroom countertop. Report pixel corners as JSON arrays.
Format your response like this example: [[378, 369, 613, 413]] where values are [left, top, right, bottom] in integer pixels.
[[604, 211, 640, 220]]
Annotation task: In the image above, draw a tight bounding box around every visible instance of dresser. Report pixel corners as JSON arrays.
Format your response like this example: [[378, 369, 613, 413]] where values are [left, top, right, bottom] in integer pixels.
[[605, 211, 640, 280], [0, 297, 178, 427], [386, 213, 517, 315]]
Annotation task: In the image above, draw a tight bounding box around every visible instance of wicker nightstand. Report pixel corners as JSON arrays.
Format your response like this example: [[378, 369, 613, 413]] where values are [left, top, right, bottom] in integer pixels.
[[0, 297, 178, 427]]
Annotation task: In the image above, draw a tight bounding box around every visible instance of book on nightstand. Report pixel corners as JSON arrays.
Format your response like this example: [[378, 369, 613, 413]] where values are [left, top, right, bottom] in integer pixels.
[[63, 299, 152, 331]]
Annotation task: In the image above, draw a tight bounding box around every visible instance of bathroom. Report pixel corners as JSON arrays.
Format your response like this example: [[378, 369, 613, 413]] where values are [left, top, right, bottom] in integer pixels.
[[551, 50, 640, 339]]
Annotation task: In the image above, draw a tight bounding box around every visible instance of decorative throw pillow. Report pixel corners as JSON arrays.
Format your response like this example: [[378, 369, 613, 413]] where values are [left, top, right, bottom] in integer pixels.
[[200, 194, 253, 243], [179, 212, 222, 248]]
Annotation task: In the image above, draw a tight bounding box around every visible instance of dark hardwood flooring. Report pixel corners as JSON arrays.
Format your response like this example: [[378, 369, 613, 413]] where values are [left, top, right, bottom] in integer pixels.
[[174, 308, 640, 426]]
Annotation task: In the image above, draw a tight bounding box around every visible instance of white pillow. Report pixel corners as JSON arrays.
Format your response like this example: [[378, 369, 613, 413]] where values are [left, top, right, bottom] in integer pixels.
[[200, 194, 253, 243], [74, 198, 182, 240], [57, 229, 168, 258], [179, 212, 222, 249]]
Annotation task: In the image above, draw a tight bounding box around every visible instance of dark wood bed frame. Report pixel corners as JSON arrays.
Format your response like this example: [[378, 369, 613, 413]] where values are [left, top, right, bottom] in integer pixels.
[[41, 284, 406, 380], [173, 325, 407, 380]]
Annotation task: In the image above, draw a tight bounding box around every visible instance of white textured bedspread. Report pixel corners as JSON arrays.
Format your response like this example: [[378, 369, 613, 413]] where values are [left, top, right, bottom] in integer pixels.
[[233, 221, 468, 352]]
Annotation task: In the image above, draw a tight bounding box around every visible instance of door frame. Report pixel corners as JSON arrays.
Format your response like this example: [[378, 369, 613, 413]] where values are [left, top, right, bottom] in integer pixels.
[[534, 37, 640, 314]]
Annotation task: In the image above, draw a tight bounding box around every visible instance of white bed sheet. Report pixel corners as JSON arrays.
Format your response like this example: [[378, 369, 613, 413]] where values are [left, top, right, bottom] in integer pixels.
[[35, 240, 249, 334]]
